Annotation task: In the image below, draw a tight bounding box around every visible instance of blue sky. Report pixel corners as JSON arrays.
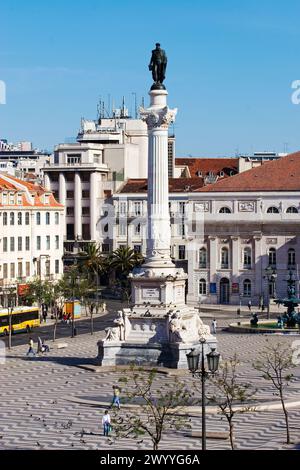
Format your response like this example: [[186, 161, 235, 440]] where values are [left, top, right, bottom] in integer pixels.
[[1, 0, 300, 156]]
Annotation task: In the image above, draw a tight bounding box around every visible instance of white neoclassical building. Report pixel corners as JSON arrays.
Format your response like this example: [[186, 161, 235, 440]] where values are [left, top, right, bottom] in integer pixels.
[[0, 173, 64, 303], [109, 152, 300, 306]]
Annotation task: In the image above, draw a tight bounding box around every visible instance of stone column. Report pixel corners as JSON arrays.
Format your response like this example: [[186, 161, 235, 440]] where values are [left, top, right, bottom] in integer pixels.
[[253, 234, 263, 302], [208, 236, 218, 303], [74, 172, 82, 239], [44, 173, 51, 191], [90, 172, 97, 241], [59, 173, 66, 206], [231, 236, 240, 304], [140, 89, 177, 268]]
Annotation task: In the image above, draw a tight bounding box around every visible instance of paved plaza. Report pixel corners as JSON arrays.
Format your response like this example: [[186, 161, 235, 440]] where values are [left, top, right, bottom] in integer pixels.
[[0, 310, 300, 450]]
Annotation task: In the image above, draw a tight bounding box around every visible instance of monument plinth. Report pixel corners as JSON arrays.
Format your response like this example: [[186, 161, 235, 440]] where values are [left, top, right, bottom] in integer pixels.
[[97, 45, 216, 368]]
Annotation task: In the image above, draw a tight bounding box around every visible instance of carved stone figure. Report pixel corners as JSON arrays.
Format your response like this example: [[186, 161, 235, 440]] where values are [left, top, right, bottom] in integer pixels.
[[104, 326, 119, 342], [169, 311, 188, 343], [114, 310, 125, 340]]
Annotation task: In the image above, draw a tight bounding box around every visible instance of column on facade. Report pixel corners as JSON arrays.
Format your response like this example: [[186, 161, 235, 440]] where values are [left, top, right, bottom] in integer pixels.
[[74, 172, 82, 239], [90, 172, 98, 241], [231, 236, 240, 302], [253, 234, 263, 303], [59, 173, 66, 206], [208, 236, 218, 303]]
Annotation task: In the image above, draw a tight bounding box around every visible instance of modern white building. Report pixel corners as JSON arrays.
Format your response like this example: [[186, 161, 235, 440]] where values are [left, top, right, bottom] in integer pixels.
[[110, 152, 300, 306], [0, 173, 64, 303]]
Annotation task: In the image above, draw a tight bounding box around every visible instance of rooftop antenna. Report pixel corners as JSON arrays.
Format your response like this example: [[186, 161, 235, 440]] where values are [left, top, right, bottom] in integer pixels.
[[132, 92, 137, 118], [121, 96, 126, 118], [283, 142, 289, 153], [108, 94, 111, 118]]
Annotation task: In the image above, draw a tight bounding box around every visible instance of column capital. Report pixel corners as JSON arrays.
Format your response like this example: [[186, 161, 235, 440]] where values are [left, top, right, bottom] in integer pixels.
[[140, 106, 177, 130]]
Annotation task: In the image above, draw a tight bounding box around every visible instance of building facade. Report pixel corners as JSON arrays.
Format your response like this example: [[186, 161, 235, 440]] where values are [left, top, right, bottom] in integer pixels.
[[0, 174, 64, 303]]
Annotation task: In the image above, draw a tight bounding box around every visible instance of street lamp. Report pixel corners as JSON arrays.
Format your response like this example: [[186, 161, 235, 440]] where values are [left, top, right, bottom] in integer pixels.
[[186, 337, 220, 451], [264, 266, 277, 319], [4, 286, 15, 351]]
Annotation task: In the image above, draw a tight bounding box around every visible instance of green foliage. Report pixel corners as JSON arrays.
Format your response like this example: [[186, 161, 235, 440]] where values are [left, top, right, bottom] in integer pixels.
[[109, 246, 144, 276], [110, 365, 192, 450]]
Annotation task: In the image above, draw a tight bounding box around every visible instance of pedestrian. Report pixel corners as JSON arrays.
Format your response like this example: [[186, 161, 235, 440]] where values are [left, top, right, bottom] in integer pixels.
[[261, 303, 265, 312], [111, 385, 121, 409], [248, 300, 252, 311], [102, 410, 111, 437], [26, 337, 36, 356], [211, 318, 217, 334]]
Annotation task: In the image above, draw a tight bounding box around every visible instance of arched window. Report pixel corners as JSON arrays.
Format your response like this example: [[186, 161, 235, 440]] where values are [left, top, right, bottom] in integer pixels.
[[36, 212, 41, 225], [46, 212, 50, 225], [267, 207, 279, 213], [18, 212, 22, 225], [199, 247, 207, 268], [55, 212, 59, 224], [221, 247, 229, 269], [288, 248, 296, 266], [268, 247, 276, 267], [219, 207, 231, 213], [286, 206, 298, 213], [10, 212, 14, 225], [25, 212, 30, 225], [243, 247, 251, 269], [243, 279, 251, 297], [3, 212, 7, 225], [199, 278, 207, 295]]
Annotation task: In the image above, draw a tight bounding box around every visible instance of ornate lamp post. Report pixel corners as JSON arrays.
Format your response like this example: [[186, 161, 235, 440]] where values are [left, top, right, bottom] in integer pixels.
[[186, 337, 220, 450], [264, 266, 277, 319]]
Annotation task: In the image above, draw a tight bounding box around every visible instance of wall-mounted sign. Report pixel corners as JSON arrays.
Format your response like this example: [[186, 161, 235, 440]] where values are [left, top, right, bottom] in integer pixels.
[[142, 288, 160, 299]]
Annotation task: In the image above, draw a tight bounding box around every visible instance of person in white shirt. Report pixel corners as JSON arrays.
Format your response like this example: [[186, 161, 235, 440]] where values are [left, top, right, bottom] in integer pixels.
[[102, 410, 111, 436], [211, 319, 217, 335]]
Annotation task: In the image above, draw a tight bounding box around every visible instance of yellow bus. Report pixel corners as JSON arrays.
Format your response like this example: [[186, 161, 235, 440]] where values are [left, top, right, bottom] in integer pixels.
[[0, 306, 40, 336]]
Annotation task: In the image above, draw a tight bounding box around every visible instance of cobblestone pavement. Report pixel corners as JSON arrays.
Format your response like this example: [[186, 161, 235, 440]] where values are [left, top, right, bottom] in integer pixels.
[[0, 316, 300, 450]]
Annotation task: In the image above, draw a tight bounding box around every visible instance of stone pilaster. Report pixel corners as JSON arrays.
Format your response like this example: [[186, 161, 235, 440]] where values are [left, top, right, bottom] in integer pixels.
[[59, 173, 66, 206], [74, 172, 82, 239], [90, 172, 97, 241]]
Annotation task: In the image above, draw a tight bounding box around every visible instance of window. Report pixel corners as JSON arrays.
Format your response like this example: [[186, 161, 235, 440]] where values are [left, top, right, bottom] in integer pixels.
[[3, 237, 7, 252], [18, 262, 22, 278], [82, 190, 90, 199], [25, 212, 30, 225], [55, 235, 59, 250], [16, 194, 22, 205], [268, 247, 276, 267], [179, 202, 186, 215], [55, 260, 60, 274], [10, 237, 15, 252], [219, 207, 231, 213], [9, 193, 14, 205], [10, 263, 15, 278], [134, 223, 141, 236], [55, 212, 59, 224], [66, 207, 74, 216], [93, 153, 102, 164], [17, 212, 22, 225], [37, 236, 41, 250], [26, 262, 30, 277], [82, 207, 90, 216], [133, 202, 141, 216], [179, 223, 185, 236], [243, 279, 251, 297], [178, 245, 186, 260], [25, 236, 30, 251], [286, 207, 298, 213], [36, 212, 41, 225], [2, 193, 7, 205], [267, 207, 279, 213], [134, 245, 141, 254], [45, 260, 50, 277], [119, 201, 127, 215], [199, 278, 207, 295], [66, 190, 74, 199], [44, 194, 50, 205], [288, 248, 296, 266], [243, 247, 251, 269], [221, 247, 229, 269], [3, 212, 7, 225], [3, 263, 8, 279], [46, 212, 50, 225], [67, 154, 81, 164], [10, 212, 14, 225], [199, 248, 207, 268], [46, 235, 50, 250], [119, 223, 127, 236], [18, 237, 22, 251]]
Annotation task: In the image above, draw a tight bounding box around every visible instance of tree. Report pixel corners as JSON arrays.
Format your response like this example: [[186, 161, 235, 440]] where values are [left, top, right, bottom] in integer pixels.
[[253, 341, 296, 444], [109, 246, 144, 277], [207, 354, 256, 450], [23, 278, 52, 313], [111, 365, 192, 450]]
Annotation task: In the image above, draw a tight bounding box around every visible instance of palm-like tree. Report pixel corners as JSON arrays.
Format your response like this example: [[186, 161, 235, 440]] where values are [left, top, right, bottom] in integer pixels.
[[109, 246, 143, 275], [78, 242, 106, 279]]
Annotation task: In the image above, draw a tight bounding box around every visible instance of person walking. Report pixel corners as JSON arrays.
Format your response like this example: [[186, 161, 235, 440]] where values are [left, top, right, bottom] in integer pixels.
[[26, 338, 36, 356], [102, 410, 111, 437], [211, 318, 217, 335], [248, 300, 252, 311], [111, 385, 121, 410]]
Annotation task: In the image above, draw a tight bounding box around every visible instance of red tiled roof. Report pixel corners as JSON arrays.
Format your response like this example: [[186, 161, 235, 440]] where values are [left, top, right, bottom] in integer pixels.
[[175, 157, 238, 177], [118, 178, 206, 193], [197, 151, 300, 192]]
